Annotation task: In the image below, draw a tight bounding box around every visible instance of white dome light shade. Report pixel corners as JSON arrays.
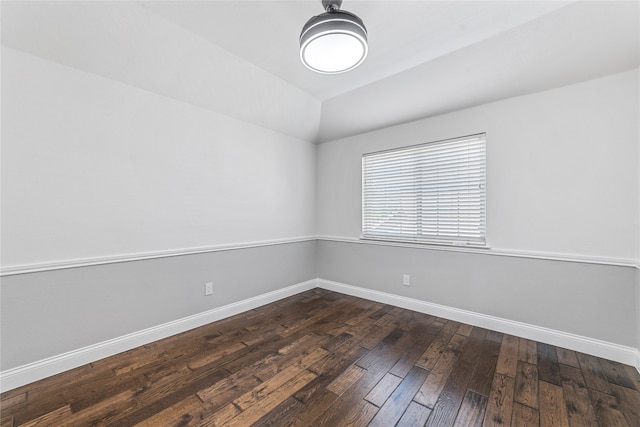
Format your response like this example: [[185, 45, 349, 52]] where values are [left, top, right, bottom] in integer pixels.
[[300, 10, 368, 74]]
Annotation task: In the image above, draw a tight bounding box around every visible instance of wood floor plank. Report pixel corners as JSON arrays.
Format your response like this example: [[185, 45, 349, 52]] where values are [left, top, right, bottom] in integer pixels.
[[309, 337, 368, 375], [329, 399, 379, 427], [368, 304, 396, 320], [297, 345, 369, 402], [559, 364, 598, 427], [537, 342, 562, 386], [233, 348, 328, 410], [321, 331, 357, 353], [280, 294, 346, 326], [518, 338, 538, 365], [277, 389, 339, 427], [608, 383, 640, 427], [483, 373, 516, 427], [108, 364, 230, 426], [599, 358, 637, 390], [310, 305, 370, 337], [576, 352, 612, 394], [67, 365, 149, 414], [459, 327, 489, 363], [589, 389, 630, 427], [496, 334, 519, 378], [343, 315, 377, 336], [556, 347, 580, 368], [388, 317, 437, 378], [63, 387, 144, 425], [282, 346, 370, 423], [196, 362, 263, 407], [0, 392, 27, 412], [514, 360, 538, 409], [623, 364, 640, 391], [217, 329, 305, 375], [487, 330, 504, 343], [252, 334, 329, 381], [199, 400, 241, 427], [133, 395, 205, 427], [326, 364, 367, 396], [452, 390, 488, 427], [415, 321, 460, 370], [107, 359, 227, 417], [364, 372, 403, 407], [357, 321, 398, 350], [424, 359, 475, 427], [396, 401, 432, 427], [414, 334, 467, 408], [354, 327, 405, 370], [457, 323, 474, 336], [466, 337, 501, 396], [389, 337, 434, 378], [367, 365, 429, 427], [205, 369, 318, 427], [511, 402, 540, 427], [312, 390, 380, 427], [312, 350, 402, 426], [186, 340, 248, 370], [424, 319, 447, 336], [3, 289, 639, 427], [280, 297, 351, 337], [539, 381, 570, 427], [6, 359, 132, 420], [14, 405, 72, 427], [343, 302, 384, 326], [250, 396, 305, 427], [0, 396, 27, 427]]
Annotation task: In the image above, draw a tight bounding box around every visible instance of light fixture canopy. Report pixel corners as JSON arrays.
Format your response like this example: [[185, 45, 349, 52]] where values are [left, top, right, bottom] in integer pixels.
[[300, 0, 368, 74]]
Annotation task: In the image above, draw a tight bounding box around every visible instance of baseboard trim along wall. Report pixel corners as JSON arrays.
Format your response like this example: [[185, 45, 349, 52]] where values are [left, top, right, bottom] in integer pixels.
[[2, 277, 638, 392], [316, 279, 640, 370], [0, 279, 317, 392]]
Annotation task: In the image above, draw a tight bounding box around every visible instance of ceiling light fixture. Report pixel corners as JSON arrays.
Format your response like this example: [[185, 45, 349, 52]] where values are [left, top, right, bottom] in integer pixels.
[[299, 0, 368, 74]]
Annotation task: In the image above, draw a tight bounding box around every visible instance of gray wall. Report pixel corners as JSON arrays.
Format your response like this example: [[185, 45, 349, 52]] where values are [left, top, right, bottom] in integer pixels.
[[317, 240, 636, 348], [1, 241, 316, 370]]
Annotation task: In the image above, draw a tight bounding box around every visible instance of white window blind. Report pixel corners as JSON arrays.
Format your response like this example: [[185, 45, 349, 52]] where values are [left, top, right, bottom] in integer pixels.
[[362, 134, 486, 246]]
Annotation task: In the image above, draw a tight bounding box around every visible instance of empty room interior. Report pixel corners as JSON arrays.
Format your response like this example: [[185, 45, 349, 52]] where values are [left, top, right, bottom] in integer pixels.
[[1, 1, 639, 426]]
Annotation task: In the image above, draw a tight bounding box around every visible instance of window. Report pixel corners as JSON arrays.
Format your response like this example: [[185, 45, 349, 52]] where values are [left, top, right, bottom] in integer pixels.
[[362, 134, 486, 246]]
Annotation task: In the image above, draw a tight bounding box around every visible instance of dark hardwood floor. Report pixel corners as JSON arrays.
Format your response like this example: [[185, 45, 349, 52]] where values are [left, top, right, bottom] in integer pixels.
[[2, 289, 639, 426]]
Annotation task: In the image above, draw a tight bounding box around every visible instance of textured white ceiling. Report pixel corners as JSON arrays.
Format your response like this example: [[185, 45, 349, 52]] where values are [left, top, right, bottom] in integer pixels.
[[2, 1, 639, 143]]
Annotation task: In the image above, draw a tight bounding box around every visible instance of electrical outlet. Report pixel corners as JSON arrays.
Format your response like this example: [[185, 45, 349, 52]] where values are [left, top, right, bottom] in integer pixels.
[[403, 274, 410, 286], [205, 282, 213, 296]]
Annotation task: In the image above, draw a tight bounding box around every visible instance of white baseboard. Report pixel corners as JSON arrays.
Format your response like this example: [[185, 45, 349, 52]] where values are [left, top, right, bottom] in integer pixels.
[[317, 279, 639, 368], [0, 279, 317, 392]]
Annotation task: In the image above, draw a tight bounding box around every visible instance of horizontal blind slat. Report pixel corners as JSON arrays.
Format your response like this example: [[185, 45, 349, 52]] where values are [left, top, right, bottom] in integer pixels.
[[362, 134, 486, 245]]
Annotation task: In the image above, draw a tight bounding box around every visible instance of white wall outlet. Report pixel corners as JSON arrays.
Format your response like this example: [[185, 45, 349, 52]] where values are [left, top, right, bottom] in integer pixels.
[[205, 282, 213, 296], [403, 274, 410, 286]]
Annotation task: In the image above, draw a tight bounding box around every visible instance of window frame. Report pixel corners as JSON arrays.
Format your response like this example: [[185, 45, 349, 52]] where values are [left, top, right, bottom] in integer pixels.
[[361, 133, 487, 248]]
